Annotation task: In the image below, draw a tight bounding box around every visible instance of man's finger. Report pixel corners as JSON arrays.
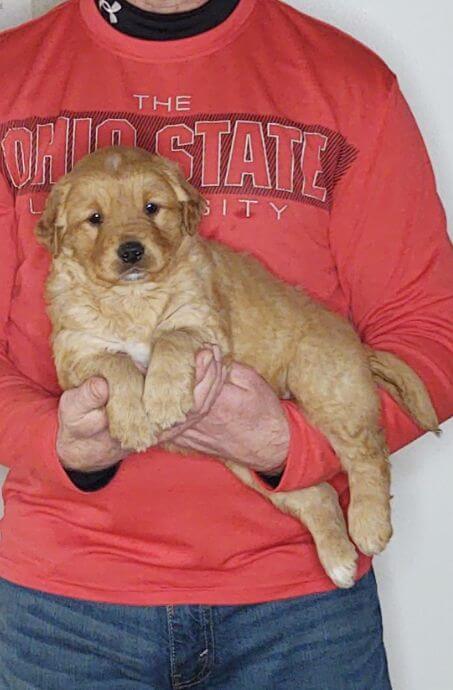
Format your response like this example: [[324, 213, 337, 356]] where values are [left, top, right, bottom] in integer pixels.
[[195, 348, 215, 384], [192, 355, 221, 413], [78, 407, 110, 438], [60, 377, 109, 428], [74, 377, 109, 415], [227, 362, 263, 391], [195, 364, 228, 418]]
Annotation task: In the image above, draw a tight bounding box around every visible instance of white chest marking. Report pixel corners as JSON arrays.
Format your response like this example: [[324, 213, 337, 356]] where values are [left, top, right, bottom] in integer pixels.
[[85, 334, 151, 370], [121, 341, 151, 369]]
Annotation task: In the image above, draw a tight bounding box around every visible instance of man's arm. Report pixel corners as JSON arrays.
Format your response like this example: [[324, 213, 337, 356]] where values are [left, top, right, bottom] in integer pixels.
[[0, 176, 62, 480], [262, 77, 453, 490], [0, 177, 131, 490], [169, 78, 453, 492]]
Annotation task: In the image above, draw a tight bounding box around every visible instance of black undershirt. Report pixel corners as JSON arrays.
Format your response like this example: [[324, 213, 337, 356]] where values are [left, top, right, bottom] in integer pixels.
[[67, 463, 121, 492], [95, 0, 241, 40], [69, 0, 282, 492]]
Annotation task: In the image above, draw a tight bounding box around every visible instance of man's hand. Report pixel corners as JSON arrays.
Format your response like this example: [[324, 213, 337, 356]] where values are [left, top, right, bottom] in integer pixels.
[[56, 344, 228, 473], [56, 377, 130, 472], [57, 347, 290, 476], [161, 350, 290, 476]]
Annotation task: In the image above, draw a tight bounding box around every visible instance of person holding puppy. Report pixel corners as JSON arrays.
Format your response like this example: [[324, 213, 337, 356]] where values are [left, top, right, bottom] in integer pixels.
[[0, 1, 451, 689]]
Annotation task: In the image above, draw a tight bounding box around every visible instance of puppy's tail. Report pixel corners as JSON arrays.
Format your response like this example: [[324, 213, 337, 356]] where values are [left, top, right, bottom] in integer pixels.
[[366, 347, 441, 434]]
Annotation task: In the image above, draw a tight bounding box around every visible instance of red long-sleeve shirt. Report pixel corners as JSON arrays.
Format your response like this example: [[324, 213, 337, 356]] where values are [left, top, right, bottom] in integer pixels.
[[0, 0, 451, 605]]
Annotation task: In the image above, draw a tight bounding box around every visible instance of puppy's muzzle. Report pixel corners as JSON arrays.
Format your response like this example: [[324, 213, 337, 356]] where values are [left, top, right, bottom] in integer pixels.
[[118, 241, 145, 265]]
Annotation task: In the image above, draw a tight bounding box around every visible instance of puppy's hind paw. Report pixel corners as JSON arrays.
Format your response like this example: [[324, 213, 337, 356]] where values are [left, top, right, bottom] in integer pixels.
[[348, 498, 393, 556], [330, 563, 357, 590], [319, 539, 359, 589]]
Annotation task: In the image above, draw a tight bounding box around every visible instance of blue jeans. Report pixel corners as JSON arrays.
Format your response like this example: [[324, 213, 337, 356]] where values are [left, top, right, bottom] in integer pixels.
[[0, 570, 391, 689]]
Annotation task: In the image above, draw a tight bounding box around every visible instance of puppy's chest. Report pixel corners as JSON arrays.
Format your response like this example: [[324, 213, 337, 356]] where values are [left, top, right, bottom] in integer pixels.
[[79, 288, 215, 370], [83, 316, 154, 370], [114, 338, 152, 370], [63, 288, 161, 370]]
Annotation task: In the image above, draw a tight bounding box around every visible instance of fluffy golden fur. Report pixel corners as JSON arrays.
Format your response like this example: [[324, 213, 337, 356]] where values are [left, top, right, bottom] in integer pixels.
[[36, 146, 439, 588]]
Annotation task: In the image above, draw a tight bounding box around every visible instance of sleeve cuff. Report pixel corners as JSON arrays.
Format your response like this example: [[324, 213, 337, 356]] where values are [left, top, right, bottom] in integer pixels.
[[24, 401, 123, 493], [253, 400, 342, 493], [17, 397, 65, 485], [65, 463, 122, 492]]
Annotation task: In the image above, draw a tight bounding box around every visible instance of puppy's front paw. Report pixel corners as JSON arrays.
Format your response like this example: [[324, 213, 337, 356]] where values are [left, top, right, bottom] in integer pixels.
[[107, 396, 156, 453], [143, 369, 195, 433]]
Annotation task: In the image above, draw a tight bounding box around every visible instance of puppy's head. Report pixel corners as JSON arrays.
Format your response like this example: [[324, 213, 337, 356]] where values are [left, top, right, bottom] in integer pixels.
[[36, 146, 205, 285]]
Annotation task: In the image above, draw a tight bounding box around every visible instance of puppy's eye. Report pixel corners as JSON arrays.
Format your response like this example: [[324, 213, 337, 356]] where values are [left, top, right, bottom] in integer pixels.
[[145, 202, 159, 216], [88, 212, 103, 225]]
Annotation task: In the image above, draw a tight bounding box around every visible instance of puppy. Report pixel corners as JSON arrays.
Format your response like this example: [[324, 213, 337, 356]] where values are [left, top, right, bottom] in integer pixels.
[[36, 146, 439, 588]]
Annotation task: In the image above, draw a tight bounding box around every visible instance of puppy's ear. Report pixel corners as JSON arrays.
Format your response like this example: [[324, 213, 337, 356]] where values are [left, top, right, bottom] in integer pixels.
[[161, 160, 206, 236], [35, 182, 71, 256]]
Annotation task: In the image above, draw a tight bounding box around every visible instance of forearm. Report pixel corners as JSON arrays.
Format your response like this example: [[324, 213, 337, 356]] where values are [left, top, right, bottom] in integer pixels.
[[0, 352, 130, 492], [0, 348, 63, 479]]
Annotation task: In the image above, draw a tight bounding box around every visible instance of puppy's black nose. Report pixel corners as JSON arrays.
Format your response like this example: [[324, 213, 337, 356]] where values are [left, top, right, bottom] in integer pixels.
[[118, 241, 145, 264]]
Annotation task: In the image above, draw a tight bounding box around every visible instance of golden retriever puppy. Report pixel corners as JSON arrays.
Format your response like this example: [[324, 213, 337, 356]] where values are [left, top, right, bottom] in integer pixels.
[[36, 146, 439, 588]]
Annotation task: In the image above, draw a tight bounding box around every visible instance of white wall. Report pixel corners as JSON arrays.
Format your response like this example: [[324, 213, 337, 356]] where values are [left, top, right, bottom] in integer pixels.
[[0, 0, 32, 28], [281, 7, 453, 690], [0, 2, 452, 689]]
